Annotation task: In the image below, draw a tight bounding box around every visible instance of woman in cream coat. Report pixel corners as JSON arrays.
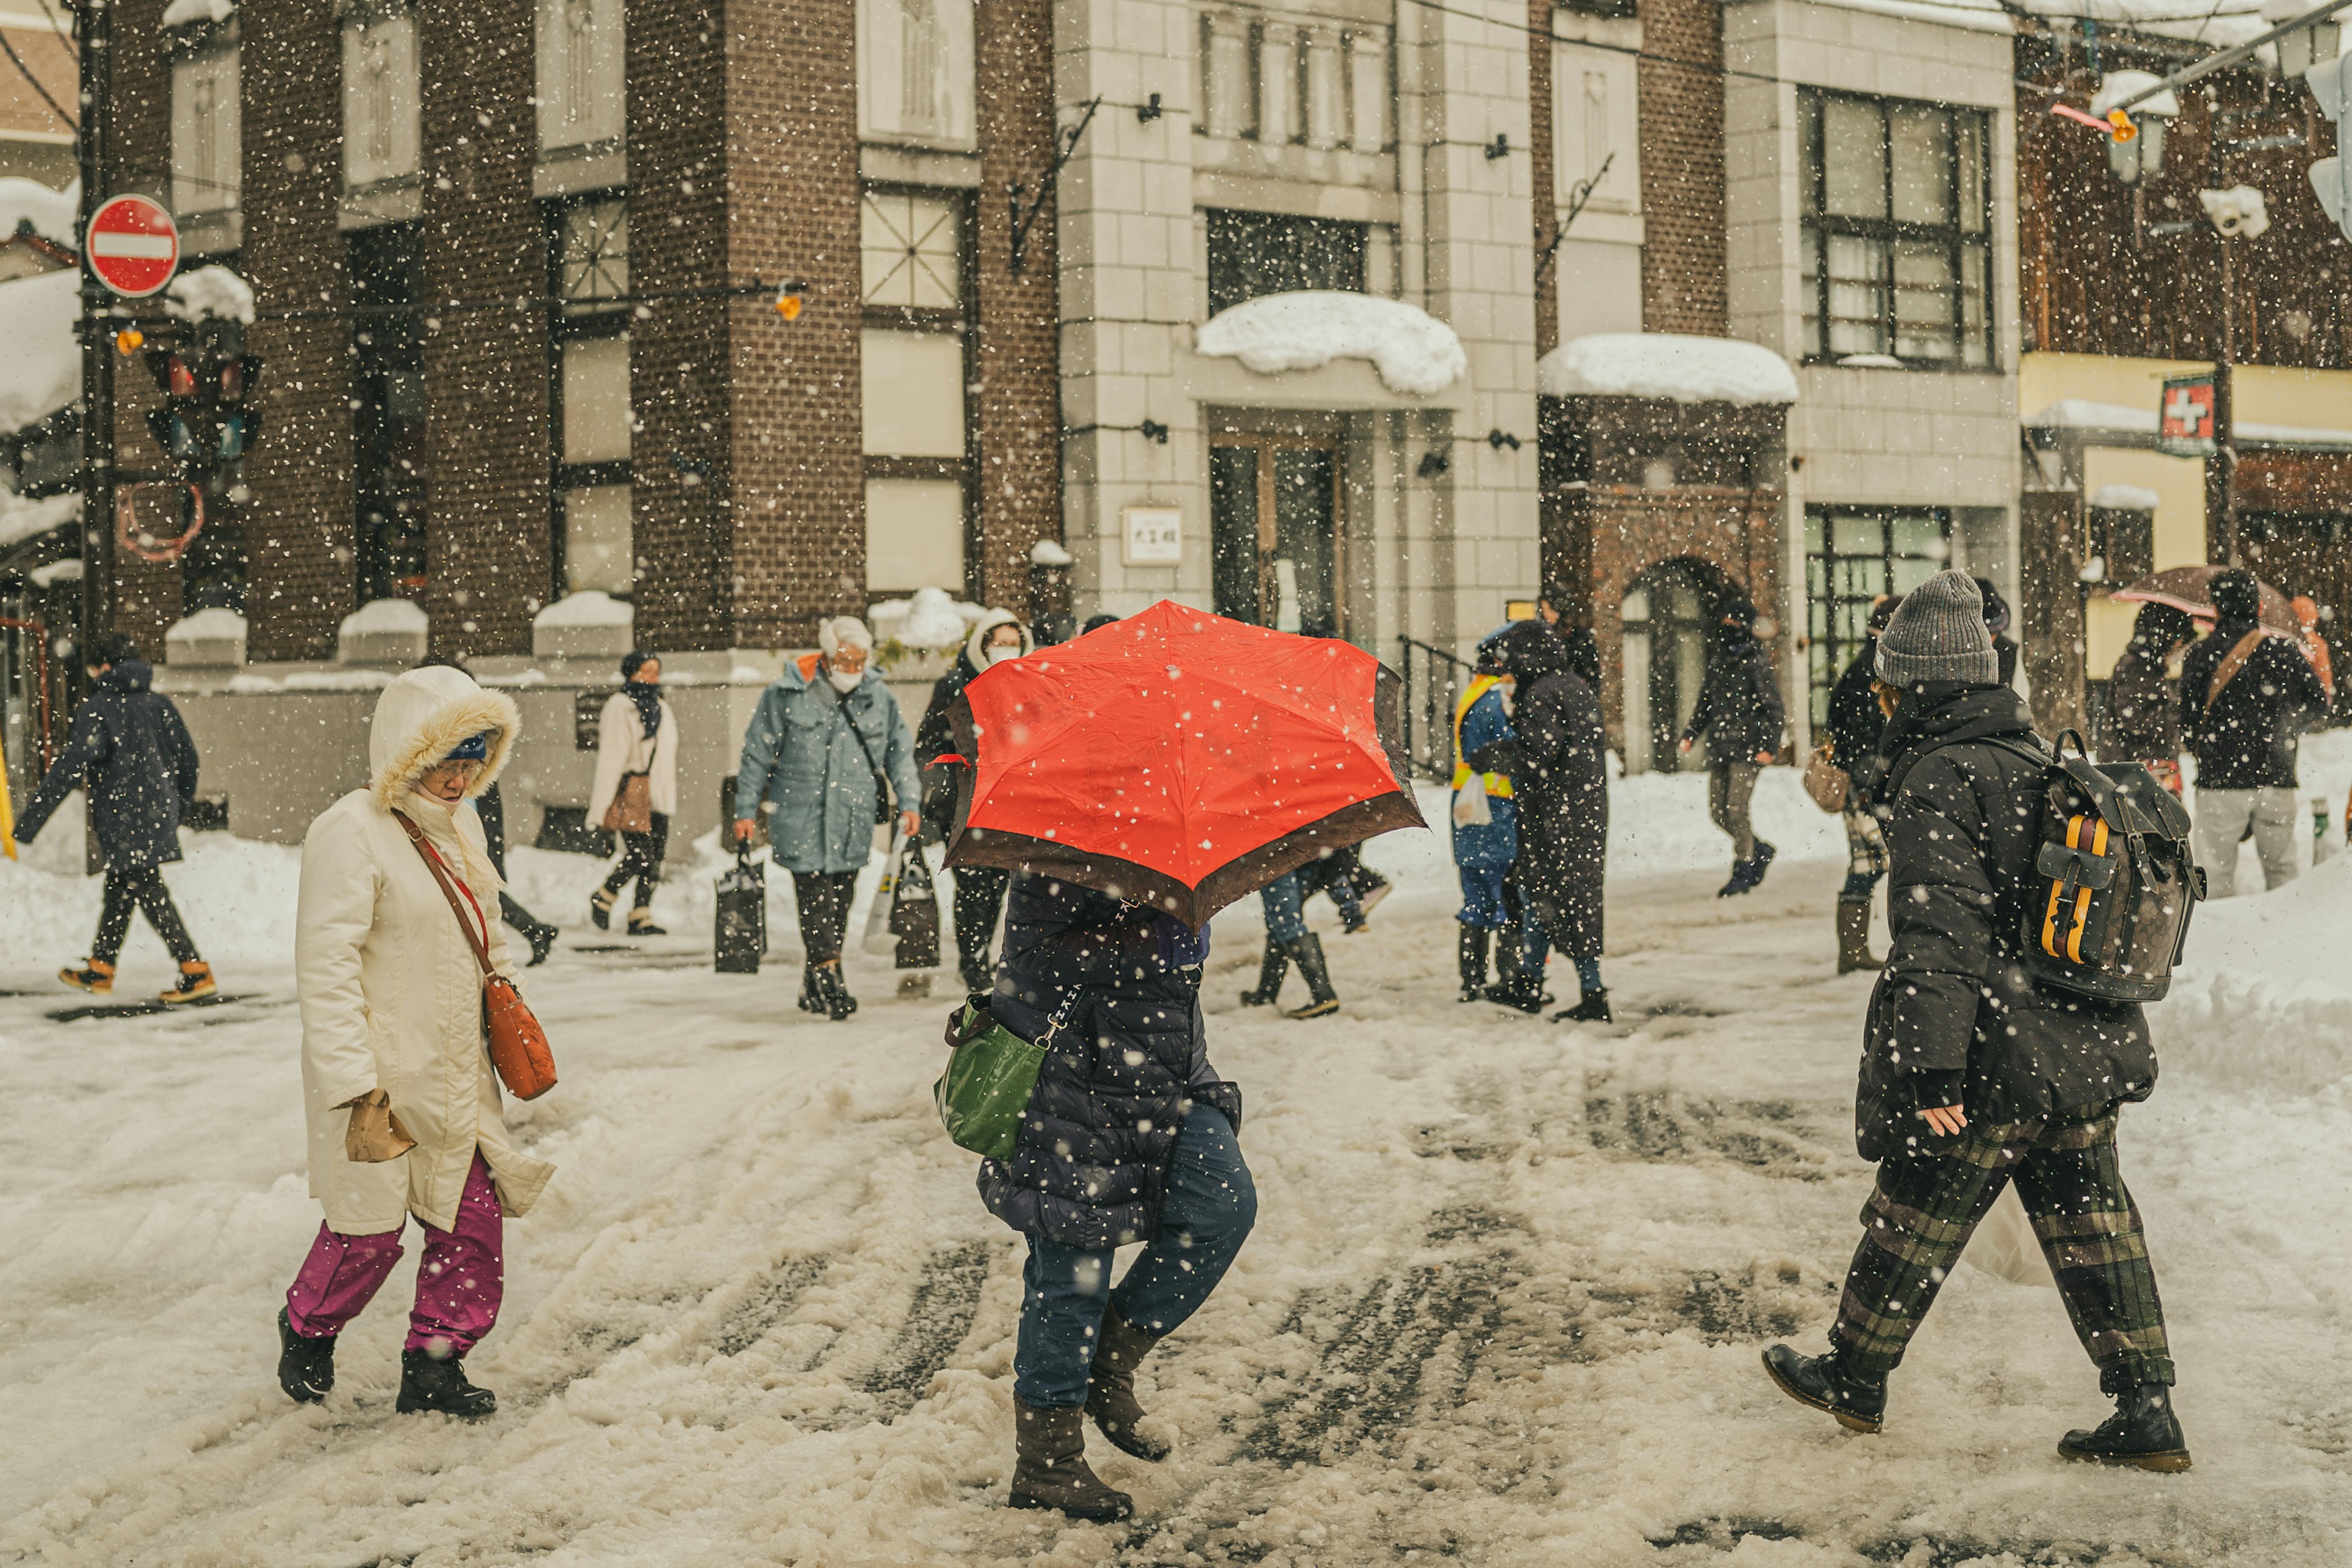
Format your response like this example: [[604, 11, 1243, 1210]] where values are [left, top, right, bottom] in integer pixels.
[[276, 665, 555, 1418], [586, 649, 679, 936]]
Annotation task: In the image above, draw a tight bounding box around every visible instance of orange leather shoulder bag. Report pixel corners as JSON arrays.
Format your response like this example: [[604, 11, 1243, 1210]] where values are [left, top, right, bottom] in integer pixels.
[[393, 810, 559, 1101]]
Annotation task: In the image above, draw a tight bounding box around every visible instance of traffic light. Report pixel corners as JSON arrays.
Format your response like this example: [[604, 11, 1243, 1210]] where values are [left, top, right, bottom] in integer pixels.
[[140, 342, 264, 478], [2307, 51, 2352, 246]]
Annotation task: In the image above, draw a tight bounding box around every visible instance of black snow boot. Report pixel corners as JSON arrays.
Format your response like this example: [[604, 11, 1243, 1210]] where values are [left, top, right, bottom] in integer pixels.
[[2058, 1384, 2192, 1472], [811, 960, 859, 1022], [1239, 940, 1289, 1006], [1486, 963, 1547, 1015], [1835, 902, 1882, 974], [1751, 839, 1778, 887], [524, 921, 558, 966], [1084, 1309, 1172, 1461], [1456, 925, 1490, 1002], [1717, 859, 1758, 898], [397, 1348, 497, 1418], [589, 887, 616, 929], [1282, 934, 1340, 1018], [1553, 987, 1611, 1023], [797, 964, 824, 1014], [277, 1308, 336, 1404], [1762, 1343, 1887, 1434], [1009, 1398, 1134, 1521]]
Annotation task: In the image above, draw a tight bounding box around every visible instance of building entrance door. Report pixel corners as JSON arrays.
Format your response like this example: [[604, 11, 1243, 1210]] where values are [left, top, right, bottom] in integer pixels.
[[1620, 561, 1717, 774], [1208, 435, 1343, 636]]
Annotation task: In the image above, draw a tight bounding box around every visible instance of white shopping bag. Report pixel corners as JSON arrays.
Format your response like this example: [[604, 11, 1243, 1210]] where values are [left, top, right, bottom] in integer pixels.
[[862, 827, 910, 956], [1963, 1182, 2056, 1287], [1452, 779, 1492, 827]]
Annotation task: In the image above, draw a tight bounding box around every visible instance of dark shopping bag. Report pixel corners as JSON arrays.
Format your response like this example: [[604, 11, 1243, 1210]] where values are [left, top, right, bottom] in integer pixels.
[[933, 989, 1079, 1159], [890, 837, 941, 970], [715, 849, 766, 974]]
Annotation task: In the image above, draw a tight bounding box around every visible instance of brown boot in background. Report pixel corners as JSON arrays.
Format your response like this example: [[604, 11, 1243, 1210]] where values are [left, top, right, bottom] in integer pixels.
[[1009, 1398, 1134, 1521], [1835, 903, 1883, 974], [1084, 1310, 1171, 1460]]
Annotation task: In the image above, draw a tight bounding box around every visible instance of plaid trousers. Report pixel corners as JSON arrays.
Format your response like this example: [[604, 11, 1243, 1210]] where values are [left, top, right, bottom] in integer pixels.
[[1831, 1102, 2174, 1393]]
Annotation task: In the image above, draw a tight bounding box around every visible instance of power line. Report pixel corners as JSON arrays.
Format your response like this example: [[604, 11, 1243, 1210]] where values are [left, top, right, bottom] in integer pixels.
[[0, 23, 75, 132]]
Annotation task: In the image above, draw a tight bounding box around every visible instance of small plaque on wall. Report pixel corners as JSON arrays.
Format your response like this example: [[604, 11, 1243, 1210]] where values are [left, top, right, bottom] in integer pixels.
[[1121, 505, 1183, 566]]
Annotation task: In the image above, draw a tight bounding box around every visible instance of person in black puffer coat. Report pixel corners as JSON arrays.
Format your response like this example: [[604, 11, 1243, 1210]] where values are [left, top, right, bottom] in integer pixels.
[[2097, 600, 2193, 797], [2178, 568, 2328, 897], [1680, 598, 1785, 896], [1765, 571, 2185, 1474], [12, 633, 214, 1002], [965, 873, 1253, 1522]]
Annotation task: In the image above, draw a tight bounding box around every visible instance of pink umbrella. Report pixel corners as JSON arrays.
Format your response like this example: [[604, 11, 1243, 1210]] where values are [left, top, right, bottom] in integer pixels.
[[2108, 565, 2299, 635]]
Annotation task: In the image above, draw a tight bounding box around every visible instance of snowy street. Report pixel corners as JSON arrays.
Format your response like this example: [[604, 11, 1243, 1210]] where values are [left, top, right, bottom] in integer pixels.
[[4, 772, 2351, 1566]]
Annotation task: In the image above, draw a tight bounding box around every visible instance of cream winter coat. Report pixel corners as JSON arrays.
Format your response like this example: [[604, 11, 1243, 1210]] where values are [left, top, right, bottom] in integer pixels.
[[586, 687, 678, 826], [296, 666, 556, 1235]]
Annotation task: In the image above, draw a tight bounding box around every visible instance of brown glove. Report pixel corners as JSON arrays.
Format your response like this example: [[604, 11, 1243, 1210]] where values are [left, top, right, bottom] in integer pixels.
[[344, 1088, 417, 1163]]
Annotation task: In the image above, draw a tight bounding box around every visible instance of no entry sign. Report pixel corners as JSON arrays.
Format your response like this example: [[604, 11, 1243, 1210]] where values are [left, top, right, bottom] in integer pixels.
[[85, 195, 180, 298]]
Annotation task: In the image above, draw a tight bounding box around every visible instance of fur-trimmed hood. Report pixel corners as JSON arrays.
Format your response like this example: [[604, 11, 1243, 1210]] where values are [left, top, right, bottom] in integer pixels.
[[366, 666, 521, 809], [961, 607, 1033, 674]]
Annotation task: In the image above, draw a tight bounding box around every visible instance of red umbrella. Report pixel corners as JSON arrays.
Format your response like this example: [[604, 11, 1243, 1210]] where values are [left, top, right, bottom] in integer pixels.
[[937, 600, 1427, 928], [2108, 565, 2299, 635]]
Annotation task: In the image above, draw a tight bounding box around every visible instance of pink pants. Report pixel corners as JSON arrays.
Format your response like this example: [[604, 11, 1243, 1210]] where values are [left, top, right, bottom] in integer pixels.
[[284, 1150, 504, 1355]]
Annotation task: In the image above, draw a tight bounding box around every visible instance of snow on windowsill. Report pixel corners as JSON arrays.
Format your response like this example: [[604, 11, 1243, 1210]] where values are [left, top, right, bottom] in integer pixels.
[[533, 590, 633, 629], [2089, 483, 2163, 511], [159, 0, 235, 26], [1539, 333, 1798, 406], [1194, 292, 1468, 398], [339, 597, 427, 637]]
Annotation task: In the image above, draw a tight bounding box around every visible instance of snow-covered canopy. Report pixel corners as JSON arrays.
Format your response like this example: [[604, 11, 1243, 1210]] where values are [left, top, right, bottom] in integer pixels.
[[2089, 483, 2163, 511], [0, 490, 77, 553], [1194, 292, 1468, 398], [1539, 333, 1799, 406], [165, 266, 257, 325], [2029, 398, 2352, 448], [1819, 0, 2296, 49], [0, 178, 76, 251], [0, 268, 80, 435]]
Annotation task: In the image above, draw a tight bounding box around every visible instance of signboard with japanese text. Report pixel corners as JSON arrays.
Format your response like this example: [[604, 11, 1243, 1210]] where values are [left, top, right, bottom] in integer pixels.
[[1121, 505, 1182, 566]]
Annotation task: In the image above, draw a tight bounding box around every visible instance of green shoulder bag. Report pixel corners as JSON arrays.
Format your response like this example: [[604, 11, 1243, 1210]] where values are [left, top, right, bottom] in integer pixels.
[[933, 987, 1082, 1160]]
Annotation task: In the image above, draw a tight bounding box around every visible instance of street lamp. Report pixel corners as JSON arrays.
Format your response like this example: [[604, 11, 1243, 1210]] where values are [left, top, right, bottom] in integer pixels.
[[2092, 70, 2179, 184]]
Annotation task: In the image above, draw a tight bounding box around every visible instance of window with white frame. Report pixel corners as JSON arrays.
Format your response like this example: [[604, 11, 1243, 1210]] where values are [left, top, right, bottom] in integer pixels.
[[858, 0, 976, 149], [549, 197, 633, 598], [1799, 88, 1993, 368], [171, 35, 241, 216], [343, 2, 420, 189], [861, 187, 970, 594], [537, 0, 625, 152]]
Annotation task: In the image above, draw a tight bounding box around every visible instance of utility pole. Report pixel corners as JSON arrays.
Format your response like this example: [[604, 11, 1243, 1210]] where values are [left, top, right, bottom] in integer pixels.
[[2209, 191, 2237, 566], [75, 0, 114, 663]]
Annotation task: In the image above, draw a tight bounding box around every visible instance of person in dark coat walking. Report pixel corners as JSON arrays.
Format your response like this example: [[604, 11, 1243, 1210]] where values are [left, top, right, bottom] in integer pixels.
[[1764, 571, 2187, 1472], [1825, 595, 1901, 973], [1466, 619, 1610, 1020], [964, 873, 1253, 1521], [1680, 600, 1785, 896], [917, 610, 1035, 991], [12, 633, 214, 1001], [1974, 576, 2021, 688], [2098, 601, 2193, 796], [2179, 568, 2329, 896]]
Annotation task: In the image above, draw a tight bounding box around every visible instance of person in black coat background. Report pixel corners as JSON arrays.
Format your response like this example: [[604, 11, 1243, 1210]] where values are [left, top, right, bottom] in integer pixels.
[[2098, 601, 2193, 796], [917, 611, 1036, 990], [1466, 619, 1611, 1021], [1680, 599, 1785, 897], [11, 633, 214, 1001], [2178, 568, 2329, 896], [1973, 576, 2020, 688], [1825, 594, 1900, 972], [963, 873, 1252, 1521], [1765, 571, 2185, 1472]]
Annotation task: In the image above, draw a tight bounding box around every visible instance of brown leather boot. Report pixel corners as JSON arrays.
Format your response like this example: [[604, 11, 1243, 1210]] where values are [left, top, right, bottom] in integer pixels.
[[1084, 1310, 1170, 1460], [1835, 903, 1883, 974], [1009, 1398, 1134, 1521]]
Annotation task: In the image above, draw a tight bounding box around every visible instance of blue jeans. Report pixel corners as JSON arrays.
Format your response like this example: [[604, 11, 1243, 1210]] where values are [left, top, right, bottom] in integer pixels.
[[1457, 865, 1507, 928], [1013, 1102, 1257, 1408], [1261, 873, 1306, 944]]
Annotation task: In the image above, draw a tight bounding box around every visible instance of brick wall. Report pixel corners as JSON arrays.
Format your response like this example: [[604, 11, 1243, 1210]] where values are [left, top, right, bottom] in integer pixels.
[[971, 0, 1061, 614], [418, 0, 550, 660], [723, 0, 864, 648], [1527, 0, 1558, 359], [1634, 0, 1725, 336], [240, 0, 352, 663], [627, 0, 733, 652]]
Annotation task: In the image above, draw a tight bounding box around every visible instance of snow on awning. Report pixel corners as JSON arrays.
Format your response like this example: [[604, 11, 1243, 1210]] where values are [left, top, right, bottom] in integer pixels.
[[2089, 483, 2162, 511], [2027, 399, 2352, 451], [1193, 292, 1467, 398], [0, 177, 77, 252], [0, 268, 80, 435], [0, 490, 77, 552], [1538, 333, 1799, 406]]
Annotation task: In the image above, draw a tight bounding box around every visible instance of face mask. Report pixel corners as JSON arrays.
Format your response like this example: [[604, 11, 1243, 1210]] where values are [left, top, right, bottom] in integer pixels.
[[988, 647, 1023, 666], [826, 667, 863, 693]]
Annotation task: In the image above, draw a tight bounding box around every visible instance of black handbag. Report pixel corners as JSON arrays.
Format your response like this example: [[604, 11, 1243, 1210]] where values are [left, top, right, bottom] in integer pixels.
[[714, 848, 766, 974]]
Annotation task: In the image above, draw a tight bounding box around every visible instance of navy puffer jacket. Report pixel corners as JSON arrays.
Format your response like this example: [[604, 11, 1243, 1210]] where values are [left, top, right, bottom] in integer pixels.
[[13, 661, 198, 869], [977, 875, 1243, 1251]]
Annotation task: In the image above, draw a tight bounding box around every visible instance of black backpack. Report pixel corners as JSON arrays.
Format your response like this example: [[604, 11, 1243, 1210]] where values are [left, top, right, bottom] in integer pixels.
[[1905, 728, 2203, 1003]]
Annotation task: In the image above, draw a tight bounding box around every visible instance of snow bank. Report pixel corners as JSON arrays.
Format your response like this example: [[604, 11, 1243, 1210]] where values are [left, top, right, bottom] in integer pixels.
[[1539, 333, 1800, 406], [0, 176, 76, 250], [0, 268, 80, 434], [870, 587, 983, 653], [1194, 292, 1468, 396], [0, 489, 77, 552], [2088, 483, 2161, 511], [164, 265, 256, 325]]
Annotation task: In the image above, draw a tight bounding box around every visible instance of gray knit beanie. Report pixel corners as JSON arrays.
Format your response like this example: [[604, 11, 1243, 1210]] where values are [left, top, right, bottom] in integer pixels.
[[1875, 570, 1999, 685]]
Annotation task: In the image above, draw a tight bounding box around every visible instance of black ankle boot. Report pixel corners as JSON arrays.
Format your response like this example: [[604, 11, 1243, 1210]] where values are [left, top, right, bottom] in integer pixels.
[[1762, 1343, 1887, 1434], [1282, 934, 1339, 1018], [277, 1308, 336, 1403], [797, 964, 824, 1014], [1486, 965, 1547, 1015], [812, 960, 858, 1021], [2059, 1384, 2191, 1471], [1554, 986, 1611, 1023], [396, 1348, 497, 1418], [1456, 925, 1490, 1001], [1240, 940, 1289, 1006]]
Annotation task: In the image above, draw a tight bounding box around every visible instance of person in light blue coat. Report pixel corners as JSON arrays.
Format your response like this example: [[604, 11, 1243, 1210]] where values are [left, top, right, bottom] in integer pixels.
[[731, 616, 921, 1020]]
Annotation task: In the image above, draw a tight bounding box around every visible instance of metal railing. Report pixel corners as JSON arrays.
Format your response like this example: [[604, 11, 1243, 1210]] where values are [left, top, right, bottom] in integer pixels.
[[1395, 635, 1473, 783]]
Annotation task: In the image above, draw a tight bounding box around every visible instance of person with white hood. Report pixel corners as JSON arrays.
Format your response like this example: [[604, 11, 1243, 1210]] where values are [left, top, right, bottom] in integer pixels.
[[734, 616, 921, 1020], [916, 608, 1034, 991], [586, 649, 679, 937], [274, 665, 556, 1418]]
